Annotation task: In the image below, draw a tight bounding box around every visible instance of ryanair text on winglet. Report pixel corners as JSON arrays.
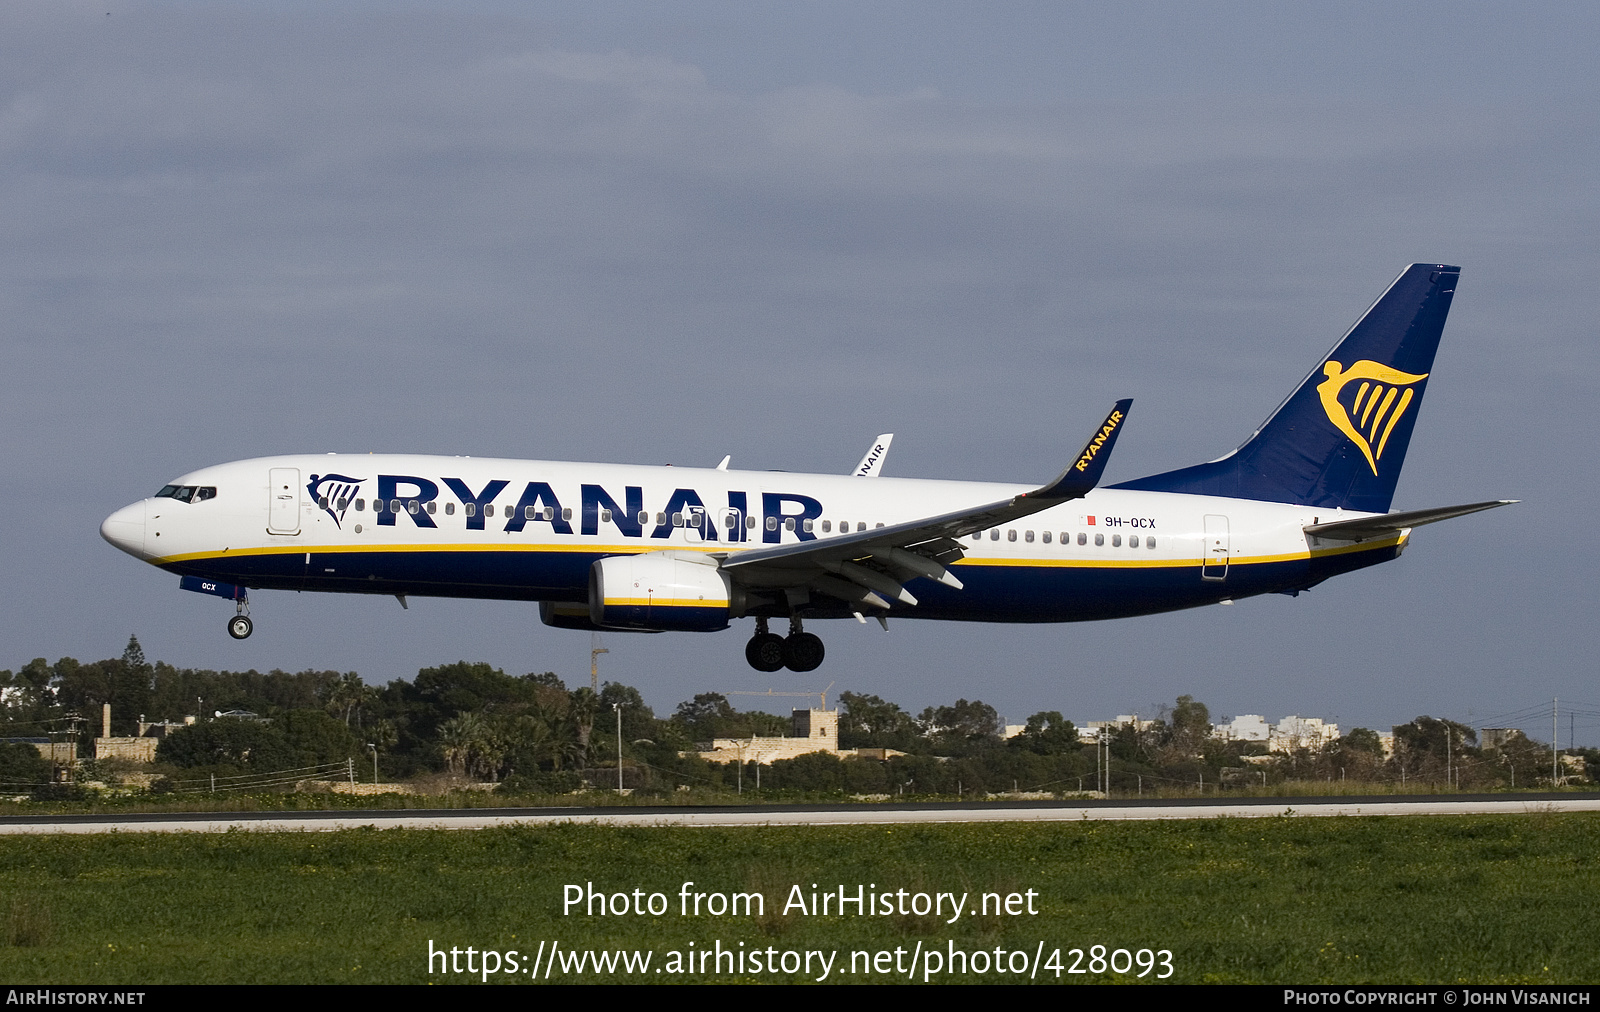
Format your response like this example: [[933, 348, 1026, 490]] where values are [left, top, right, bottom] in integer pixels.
[[1074, 410, 1124, 473]]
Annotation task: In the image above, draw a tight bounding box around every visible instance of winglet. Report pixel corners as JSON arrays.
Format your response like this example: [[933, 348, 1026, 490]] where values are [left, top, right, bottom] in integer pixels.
[[852, 434, 894, 477], [1028, 399, 1133, 501]]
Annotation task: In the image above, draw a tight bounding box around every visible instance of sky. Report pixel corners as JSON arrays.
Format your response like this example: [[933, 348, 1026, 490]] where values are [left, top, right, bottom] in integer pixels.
[[3, 2, 1597, 741]]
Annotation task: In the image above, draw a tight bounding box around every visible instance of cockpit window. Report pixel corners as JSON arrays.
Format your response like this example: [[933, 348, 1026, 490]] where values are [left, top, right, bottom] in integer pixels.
[[155, 485, 217, 503]]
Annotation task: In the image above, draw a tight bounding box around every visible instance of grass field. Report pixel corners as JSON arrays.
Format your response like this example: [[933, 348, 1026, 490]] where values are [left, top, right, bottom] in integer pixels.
[[1, 812, 1595, 984]]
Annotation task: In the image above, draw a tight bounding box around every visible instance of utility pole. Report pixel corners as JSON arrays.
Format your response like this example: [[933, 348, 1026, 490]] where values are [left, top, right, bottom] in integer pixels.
[[590, 632, 608, 691], [614, 704, 623, 793], [1446, 725, 1452, 789], [1553, 698, 1559, 787], [1103, 727, 1112, 797]]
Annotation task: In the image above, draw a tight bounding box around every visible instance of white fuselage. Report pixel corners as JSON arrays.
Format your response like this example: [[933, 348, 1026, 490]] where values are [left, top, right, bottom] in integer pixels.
[[100, 453, 1400, 624]]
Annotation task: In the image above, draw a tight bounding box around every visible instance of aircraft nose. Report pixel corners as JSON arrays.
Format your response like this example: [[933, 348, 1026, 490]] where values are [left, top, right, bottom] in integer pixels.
[[100, 501, 148, 558]]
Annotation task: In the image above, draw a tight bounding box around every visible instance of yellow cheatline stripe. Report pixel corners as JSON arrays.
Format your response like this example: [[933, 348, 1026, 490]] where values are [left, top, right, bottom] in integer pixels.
[[955, 535, 1401, 569], [160, 533, 1402, 572], [156, 542, 724, 565], [605, 598, 728, 608]]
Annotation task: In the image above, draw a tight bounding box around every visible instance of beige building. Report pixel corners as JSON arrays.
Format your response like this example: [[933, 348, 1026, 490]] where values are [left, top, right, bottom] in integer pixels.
[[5, 738, 76, 765], [93, 704, 189, 763], [698, 708, 844, 765], [1270, 715, 1340, 753]]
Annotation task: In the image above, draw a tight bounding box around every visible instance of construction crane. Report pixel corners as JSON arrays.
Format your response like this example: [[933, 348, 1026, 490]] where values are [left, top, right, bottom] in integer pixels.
[[589, 632, 608, 691], [723, 681, 836, 711]]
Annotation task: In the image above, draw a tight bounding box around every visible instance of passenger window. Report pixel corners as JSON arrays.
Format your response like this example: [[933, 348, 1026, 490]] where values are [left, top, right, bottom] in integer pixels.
[[822, 520, 832, 533], [318, 496, 329, 509], [1112, 534, 1122, 547], [1095, 533, 1104, 546], [746, 515, 756, 529], [543, 507, 555, 521], [1025, 530, 1034, 543], [638, 511, 650, 525], [355, 499, 365, 512], [784, 517, 795, 532], [1042, 531, 1051, 544], [464, 503, 476, 517], [672, 512, 685, 527], [766, 516, 778, 531], [990, 530, 999, 541], [802, 518, 814, 532], [445, 502, 455, 516], [1077, 532, 1086, 546], [408, 500, 419, 514], [426, 502, 437, 514], [1146, 536, 1156, 549], [972, 532, 982, 541], [600, 509, 612, 523], [1007, 530, 1017, 542]]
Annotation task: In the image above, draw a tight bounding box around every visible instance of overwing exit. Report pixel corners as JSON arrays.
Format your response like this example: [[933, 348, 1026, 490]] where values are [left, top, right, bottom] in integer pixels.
[[101, 264, 1514, 672]]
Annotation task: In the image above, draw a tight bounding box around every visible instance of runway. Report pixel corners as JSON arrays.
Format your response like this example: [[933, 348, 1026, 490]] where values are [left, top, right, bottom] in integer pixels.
[[2, 793, 1597, 834]]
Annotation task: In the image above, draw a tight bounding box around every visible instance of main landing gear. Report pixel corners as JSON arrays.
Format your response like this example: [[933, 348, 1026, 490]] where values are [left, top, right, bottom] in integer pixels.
[[744, 616, 825, 673]]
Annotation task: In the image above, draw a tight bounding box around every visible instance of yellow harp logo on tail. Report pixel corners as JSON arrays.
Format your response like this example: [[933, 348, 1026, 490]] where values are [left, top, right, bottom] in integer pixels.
[[1317, 360, 1429, 475]]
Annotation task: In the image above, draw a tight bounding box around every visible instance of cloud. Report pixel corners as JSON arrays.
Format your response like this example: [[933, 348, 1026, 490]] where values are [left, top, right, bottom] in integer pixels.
[[1, 4, 1595, 728]]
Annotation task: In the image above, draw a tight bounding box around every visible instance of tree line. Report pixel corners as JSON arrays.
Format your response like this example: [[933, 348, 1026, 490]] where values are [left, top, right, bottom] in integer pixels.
[[0, 638, 1590, 799]]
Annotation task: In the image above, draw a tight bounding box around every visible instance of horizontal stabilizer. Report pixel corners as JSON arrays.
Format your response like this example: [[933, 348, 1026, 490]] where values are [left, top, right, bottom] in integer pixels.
[[1304, 500, 1517, 541]]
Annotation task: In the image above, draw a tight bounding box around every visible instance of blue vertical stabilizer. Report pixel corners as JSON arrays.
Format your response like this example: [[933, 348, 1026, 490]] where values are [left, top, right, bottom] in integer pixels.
[[1111, 264, 1460, 513]]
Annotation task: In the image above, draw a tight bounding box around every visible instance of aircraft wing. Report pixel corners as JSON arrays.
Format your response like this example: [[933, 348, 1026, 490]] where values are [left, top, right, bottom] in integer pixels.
[[718, 401, 1131, 609], [1303, 499, 1517, 542]]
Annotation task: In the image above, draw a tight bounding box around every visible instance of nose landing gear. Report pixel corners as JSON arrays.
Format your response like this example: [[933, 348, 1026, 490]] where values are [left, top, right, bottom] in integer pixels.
[[226, 594, 253, 640], [743, 616, 825, 672]]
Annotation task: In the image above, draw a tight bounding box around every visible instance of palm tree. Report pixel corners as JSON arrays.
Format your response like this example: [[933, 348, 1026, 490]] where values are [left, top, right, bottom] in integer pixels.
[[437, 712, 485, 776], [569, 688, 599, 770], [320, 672, 374, 728]]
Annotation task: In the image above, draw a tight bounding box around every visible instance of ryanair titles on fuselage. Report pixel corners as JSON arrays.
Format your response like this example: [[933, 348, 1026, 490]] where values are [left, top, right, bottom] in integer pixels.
[[307, 469, 823, 543]]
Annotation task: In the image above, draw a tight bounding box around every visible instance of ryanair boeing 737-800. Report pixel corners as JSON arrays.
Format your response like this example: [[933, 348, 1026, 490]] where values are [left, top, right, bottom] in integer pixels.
[[101, 264, 1512, 672]]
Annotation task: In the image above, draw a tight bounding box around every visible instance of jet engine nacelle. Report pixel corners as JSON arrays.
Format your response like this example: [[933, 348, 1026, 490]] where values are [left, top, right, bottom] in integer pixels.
[[589, 552, 740, 632]]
